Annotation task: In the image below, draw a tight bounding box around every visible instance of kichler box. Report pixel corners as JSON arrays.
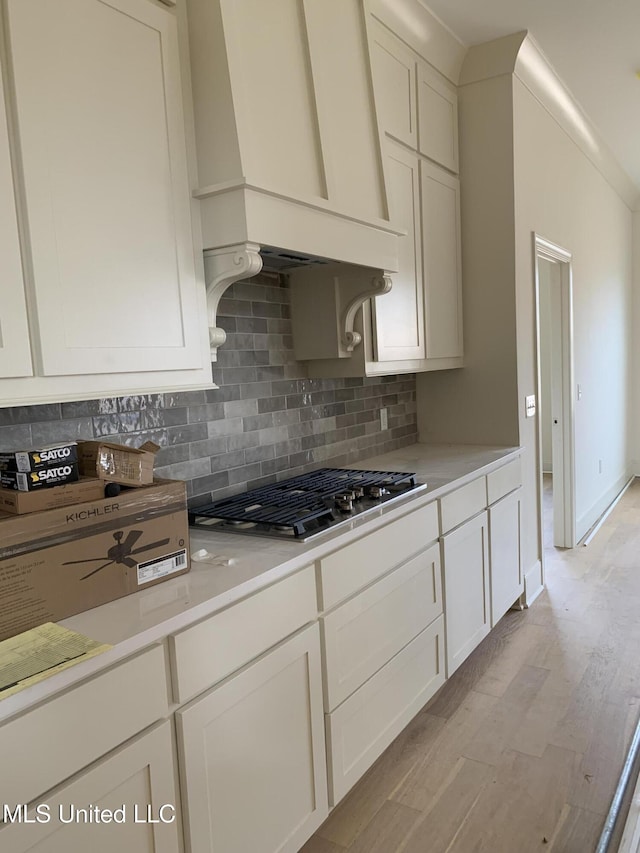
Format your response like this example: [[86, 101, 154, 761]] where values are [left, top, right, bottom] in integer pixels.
[[0, 479, 190, 641]]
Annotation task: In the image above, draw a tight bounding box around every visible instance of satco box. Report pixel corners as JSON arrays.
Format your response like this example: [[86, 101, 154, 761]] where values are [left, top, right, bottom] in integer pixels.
[[0, 441, 78, 472], [0, 477, 106, 515], [0, 479, 190, 642], [77, 441, 159, 487], [1, 463, 80, 491]]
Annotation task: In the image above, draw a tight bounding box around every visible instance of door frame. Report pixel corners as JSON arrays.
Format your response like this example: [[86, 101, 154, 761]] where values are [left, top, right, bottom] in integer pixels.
[[533, 233, 576, 557]]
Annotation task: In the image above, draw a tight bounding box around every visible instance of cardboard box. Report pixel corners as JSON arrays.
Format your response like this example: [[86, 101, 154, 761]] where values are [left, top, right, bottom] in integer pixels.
[[77, 441, 159, 487], [0, 442, 78, 472], [0, 477, 106, 515], [0, 479, 190, 642], [1, 463, 80, 491]]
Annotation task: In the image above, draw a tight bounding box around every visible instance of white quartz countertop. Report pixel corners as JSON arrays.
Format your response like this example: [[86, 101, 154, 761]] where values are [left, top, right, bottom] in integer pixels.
[[0, 442, 519, 722]]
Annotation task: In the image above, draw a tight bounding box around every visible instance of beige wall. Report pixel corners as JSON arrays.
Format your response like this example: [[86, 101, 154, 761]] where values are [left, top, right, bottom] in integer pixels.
[[417, 73, 519, 448], [633, 212, 640, 473], [538, 259, 553, 472], [513, 76, 633, 584], [417, 53, 634, 599]]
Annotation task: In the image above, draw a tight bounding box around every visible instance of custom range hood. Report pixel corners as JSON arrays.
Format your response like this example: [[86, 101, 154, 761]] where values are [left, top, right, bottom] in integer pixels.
[[185, 0, 401, 358]]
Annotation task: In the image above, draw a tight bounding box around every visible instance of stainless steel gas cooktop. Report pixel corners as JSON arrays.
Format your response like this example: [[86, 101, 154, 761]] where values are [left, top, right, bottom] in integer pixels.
[[189, 468, 426, 542]]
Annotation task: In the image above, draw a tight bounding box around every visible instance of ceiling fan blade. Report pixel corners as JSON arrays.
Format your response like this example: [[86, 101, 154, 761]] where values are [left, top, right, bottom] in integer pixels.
[[63, 557, 110, 566], [130, 538, 171, 555], [80, 560, 114, 580], [120, 530, 144, 551], [120, 556, 137, 569]]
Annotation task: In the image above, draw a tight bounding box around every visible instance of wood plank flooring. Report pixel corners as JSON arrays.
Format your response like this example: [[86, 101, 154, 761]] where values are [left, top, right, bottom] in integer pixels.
[[302, 477, 640, 852]]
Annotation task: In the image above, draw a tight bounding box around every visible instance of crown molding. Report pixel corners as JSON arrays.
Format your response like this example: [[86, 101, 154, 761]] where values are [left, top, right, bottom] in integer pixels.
[[460, 32, 638, 210]]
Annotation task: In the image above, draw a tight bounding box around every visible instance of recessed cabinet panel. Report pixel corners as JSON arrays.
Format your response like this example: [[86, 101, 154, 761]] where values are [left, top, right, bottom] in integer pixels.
[[322, 544, 442, 711], [0, 57, 31, 379], [304, 0, 387, 222], [369, 21, 417, 148], [0, 723, 180, 853], [177, 624, 328, 853], [442, 511, 490, 676], [7, 0, 203, 376], [421, 161, 463, 360], [326, 616, 445, 805], [417, 61, 458, 172], [372, 142, 425, 361], [489, 488, 523, 625], [220, 0, 326, 199]]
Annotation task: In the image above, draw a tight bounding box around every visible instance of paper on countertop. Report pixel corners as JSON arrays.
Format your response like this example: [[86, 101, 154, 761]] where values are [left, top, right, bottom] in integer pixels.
[[0, 623, 112, 701], [191, 548, 235, 566]]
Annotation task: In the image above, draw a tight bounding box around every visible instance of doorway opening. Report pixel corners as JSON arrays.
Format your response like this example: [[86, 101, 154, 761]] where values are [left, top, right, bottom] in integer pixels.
[[534, 235, 576, 567]]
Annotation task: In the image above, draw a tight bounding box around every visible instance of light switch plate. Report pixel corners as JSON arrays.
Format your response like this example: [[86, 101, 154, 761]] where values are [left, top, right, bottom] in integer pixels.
[[525, 395, 536, 418]]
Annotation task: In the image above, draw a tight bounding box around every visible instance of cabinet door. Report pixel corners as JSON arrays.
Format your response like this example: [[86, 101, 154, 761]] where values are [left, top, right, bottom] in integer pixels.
[[177, 623, 328, 853], [6, 0, 202, 376], [369, 20, 417, 148], [372, 142, 425, 361], [0, 722, 180, 853], [417, 61, 459, 172], [489, 487, 523, 625], [420, 160, 463, 360], [442, 511, 490, 676], [0, 55, 31, 378]]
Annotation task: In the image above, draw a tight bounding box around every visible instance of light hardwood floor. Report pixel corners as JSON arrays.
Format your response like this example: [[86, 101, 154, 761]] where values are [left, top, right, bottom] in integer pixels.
[[302, 478, 640, 853]]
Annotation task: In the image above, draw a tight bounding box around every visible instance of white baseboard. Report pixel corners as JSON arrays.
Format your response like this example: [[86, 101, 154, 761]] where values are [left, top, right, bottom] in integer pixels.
[[576, 472, 633, 542], [524, 560, 544, 607]]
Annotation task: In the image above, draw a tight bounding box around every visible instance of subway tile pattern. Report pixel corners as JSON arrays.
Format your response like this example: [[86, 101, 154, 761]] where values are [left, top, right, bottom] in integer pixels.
[[0, 273, 417, 505]]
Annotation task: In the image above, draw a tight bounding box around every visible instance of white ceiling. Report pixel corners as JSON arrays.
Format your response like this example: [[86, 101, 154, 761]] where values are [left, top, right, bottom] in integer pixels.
[[421, 0, 640, 192]]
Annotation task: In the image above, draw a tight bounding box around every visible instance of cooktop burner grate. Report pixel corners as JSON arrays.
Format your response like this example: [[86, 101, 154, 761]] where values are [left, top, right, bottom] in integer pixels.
[[189, 468, 422, 541]]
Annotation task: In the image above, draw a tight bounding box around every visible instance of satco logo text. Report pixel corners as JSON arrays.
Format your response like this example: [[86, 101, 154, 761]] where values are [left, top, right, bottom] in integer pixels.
[[32, 466, 73, 483], [35, 447, 72, 464], [66, 504, 119, 523]]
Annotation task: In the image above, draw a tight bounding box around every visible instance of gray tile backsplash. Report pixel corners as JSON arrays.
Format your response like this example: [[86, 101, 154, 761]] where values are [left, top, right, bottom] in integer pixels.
[[0, 272, 417, 505]]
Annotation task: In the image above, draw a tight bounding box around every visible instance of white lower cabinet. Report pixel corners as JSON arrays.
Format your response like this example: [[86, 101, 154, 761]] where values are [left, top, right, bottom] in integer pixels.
[[0, 721, 180, 853], [176, 622, 328, 853], [489, 487, 523, 625], [325, 615, 445, 805], [442, 510, 490, 676]]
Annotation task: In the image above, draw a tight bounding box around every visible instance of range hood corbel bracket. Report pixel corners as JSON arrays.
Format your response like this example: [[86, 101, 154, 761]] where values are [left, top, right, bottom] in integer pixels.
[[203, 242, 263, 358], [341, 273, 393, 352]]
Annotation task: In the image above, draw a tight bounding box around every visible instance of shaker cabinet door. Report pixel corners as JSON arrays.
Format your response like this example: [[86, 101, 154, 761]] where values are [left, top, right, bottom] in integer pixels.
[[442, 510, 490, 676], [372, 142, 425, 362], [489, 487, 523, 625], [0, 722, 180, 853], [0, 55, 31, 379], [421, 160, 463, 360], [177, 623, 328, 853], [6, 0, 203, 376]]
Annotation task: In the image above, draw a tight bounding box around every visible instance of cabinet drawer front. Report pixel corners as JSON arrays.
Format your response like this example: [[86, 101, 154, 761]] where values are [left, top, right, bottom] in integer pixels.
[[439, 477, 486, 533], [322, 544, 442, 711], [319, 502, 438, 610], [487, 457, 522, 505], [326, 615, 445, 805], [170, 566, 317, 703], [0, 645, 168, 808]]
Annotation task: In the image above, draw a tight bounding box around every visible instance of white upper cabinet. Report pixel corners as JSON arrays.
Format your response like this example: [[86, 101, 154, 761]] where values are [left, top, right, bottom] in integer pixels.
[[417, 61, 459, 172], [0, 54, 31, 380], [372, 142, 425, 362], [369, 20, 417, 150], [6, 0, 204, 379], [421, 160, 463, 360]]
